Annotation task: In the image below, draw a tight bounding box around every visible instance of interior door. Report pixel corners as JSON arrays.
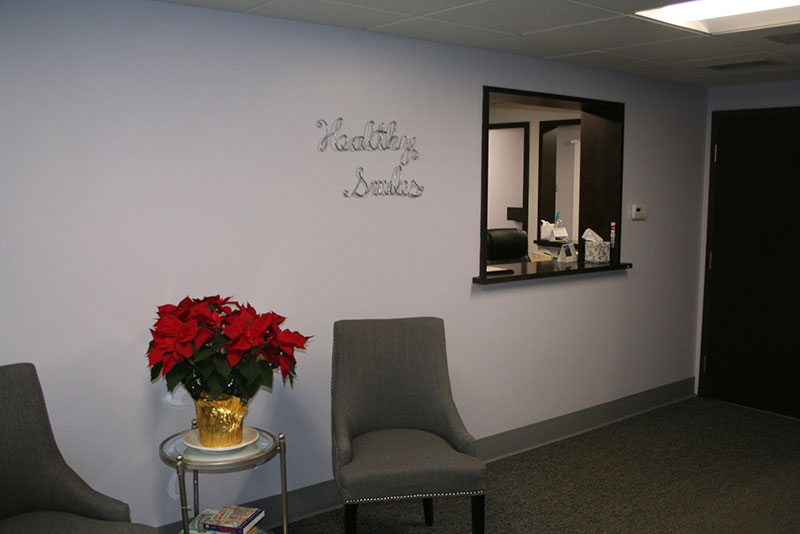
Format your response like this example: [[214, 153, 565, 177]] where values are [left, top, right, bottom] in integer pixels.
[[699, 107, 800, 418], [487, 123, 529, 231], [538, 126, 557, 233]]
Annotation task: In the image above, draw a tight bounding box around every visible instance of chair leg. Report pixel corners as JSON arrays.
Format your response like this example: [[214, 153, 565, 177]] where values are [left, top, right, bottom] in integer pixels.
[[345, 503, 358, 534], [423, 497, 434, 526], [471, 495, 485, 534]]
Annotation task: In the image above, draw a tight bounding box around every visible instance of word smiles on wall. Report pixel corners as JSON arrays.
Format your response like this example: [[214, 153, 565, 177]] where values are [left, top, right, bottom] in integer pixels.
[[316, 118, 425, 198]]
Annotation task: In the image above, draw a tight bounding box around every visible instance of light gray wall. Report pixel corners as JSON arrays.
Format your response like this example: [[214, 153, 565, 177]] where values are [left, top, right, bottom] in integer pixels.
[[1, 0, 708, 526], [708, 80, 800, 111]]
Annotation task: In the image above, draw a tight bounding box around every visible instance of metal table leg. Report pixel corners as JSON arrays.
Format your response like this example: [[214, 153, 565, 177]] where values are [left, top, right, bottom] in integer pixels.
[[176, 455, 191, 534], [278, 433, 288, 534], [192, 419, 200, 516], [193, 470, 200, 516]]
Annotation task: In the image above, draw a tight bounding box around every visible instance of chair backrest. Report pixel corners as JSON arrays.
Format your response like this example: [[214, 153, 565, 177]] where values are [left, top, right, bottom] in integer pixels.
[[0, 362, 63, 520], [486, 228, 529, 264], [332, 317, 457, 438]]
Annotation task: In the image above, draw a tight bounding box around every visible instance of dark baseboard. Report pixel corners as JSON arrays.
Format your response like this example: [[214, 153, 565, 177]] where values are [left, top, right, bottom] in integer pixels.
[[158, 377, 695, 532], [474, 377, 695, 461]]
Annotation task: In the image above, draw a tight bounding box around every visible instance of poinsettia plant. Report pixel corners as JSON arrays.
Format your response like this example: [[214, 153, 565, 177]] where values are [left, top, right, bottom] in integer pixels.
[[147, 295, 310, 403]]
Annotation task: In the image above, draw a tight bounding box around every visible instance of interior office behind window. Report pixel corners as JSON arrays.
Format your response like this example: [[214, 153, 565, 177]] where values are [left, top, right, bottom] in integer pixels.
[[488, 104, 582, 256]]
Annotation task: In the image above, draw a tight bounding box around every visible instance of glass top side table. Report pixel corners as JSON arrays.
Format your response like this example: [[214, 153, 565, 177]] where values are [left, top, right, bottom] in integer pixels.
[[159, 424, 288, 534]]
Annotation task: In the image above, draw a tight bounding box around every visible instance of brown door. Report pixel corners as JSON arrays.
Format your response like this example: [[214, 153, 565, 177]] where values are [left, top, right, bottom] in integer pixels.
[[699, 107, 800, 418]]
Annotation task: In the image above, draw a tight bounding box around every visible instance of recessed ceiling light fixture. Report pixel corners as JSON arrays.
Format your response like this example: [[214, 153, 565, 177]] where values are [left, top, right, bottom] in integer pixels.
[[636, 0, 800, 34]]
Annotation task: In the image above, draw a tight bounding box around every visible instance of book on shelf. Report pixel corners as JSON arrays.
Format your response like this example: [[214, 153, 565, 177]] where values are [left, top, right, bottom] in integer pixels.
[[178, 509, 260, 534], [200, 505, 265, 534], [177, 509, 219, 534]]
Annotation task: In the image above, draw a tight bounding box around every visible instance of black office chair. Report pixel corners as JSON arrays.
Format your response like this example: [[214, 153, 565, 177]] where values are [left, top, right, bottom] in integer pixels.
[[486, 228, 530, 264], [0, 363, 157, 534], [331, 317, 486, 534]]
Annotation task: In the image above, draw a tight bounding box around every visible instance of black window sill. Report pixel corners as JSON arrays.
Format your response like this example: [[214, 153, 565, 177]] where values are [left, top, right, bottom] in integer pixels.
[[473, 260, 632, 285]]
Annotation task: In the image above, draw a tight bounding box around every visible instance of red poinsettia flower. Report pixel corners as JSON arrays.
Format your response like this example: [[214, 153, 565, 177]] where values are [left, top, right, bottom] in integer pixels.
[[148, 315, 200, 374], [258, 344, 281, 368], [156, 303, 178, 317], [197, 295, 233, 318], [146, 295, 309, 402], [273, 328, 310, 357], [278, 329, 309, 380], [188, 302, 224, 331], [175, 297, 196, 320], [260, 327, 310, 380], [264, 311, 286, 328], [224, 309, 278, 367]]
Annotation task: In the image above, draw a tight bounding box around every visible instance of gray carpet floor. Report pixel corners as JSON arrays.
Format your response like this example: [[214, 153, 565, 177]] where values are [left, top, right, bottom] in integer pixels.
[[286, 397, 800, 533]]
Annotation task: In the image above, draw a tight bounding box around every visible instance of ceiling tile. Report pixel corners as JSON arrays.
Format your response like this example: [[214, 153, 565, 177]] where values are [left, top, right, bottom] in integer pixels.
[[517, 33, 600, 57], [427, 0, 618, 35], [329, 0, 477, 16], [249, 0, 408, 30], [576, 0, 679, 15], [616, 62, 714, 84], [716, 23, 800, 59], [370, 17, 509, 48], [156, 0, 800, 85], [554, 50, 659, 71], [156, 0, 273, 11], [610, 36, 762, 63], [470, 32, 588, 58], [680, 51, 798, 69], [538, 15, 696, 56], [621, 51, 800, 85]]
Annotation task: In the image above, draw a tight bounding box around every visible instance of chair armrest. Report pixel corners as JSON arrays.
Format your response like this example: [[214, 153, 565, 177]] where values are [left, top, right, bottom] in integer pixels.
[[46, 463, 131, 522], [331, 408, 354, 469], [437, 399, 477, 457]]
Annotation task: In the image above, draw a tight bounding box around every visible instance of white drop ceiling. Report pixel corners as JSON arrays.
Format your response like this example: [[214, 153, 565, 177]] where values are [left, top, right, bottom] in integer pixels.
[[157, 0, 800, 86]]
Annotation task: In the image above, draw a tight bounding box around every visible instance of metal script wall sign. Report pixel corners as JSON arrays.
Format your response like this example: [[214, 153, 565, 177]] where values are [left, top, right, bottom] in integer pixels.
[[316, 117, 425, 198]]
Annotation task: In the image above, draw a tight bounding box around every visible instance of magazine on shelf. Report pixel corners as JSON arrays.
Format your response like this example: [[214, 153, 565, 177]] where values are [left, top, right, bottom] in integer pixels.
[[177, 509, 219, 534], [200, 505, 265, 534], [178, 509, 260, 534]]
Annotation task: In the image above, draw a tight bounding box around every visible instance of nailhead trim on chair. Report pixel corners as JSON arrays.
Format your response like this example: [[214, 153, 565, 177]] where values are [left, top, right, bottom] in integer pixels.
[[345, 490, 485, 504]]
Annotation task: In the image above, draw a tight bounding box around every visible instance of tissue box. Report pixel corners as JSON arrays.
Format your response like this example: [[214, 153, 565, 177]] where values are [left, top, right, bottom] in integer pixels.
[[584, 241, 610, 263]]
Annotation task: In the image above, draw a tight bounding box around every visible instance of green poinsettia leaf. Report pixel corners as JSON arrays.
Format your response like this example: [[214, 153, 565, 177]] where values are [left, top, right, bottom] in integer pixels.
[[212, 354, 232, 378], [165, 364, 191, 392], [285, 361, 297, 386], [240, 360, 261, 384], [259, 365, 274, 389], [239, 377, 261, 400], [195, 358, 214, 380], [211, 335, 229, 352], [193, 345, 215, 363], [208, 373, 224, 398], [149, 362, 163, 381]]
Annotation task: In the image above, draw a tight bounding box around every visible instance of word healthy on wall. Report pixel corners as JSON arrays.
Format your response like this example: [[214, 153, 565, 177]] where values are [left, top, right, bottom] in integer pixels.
[[316, 117, 425, 198]]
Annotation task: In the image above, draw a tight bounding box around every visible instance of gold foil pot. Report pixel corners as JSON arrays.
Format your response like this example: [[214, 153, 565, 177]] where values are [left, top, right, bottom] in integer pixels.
[[194, 395, 248, 447]]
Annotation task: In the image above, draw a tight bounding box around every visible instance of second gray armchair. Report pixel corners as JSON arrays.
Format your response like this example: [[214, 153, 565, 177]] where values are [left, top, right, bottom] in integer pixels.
[[0, 362, 157, 534], [331, 317, 486, 533]]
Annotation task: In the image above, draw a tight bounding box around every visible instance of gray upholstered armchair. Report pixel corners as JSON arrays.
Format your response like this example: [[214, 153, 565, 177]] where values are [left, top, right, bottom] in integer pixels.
[[0, 362, 157, 534], [331, 317, 486, 533]]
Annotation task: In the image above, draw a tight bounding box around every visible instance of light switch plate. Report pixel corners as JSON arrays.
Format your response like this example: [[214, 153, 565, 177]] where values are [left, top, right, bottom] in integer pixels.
[[631, 202, 648, 220]]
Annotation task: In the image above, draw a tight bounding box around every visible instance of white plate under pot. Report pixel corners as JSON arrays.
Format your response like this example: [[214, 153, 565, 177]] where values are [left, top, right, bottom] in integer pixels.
[[182, 426, 259, 452]]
